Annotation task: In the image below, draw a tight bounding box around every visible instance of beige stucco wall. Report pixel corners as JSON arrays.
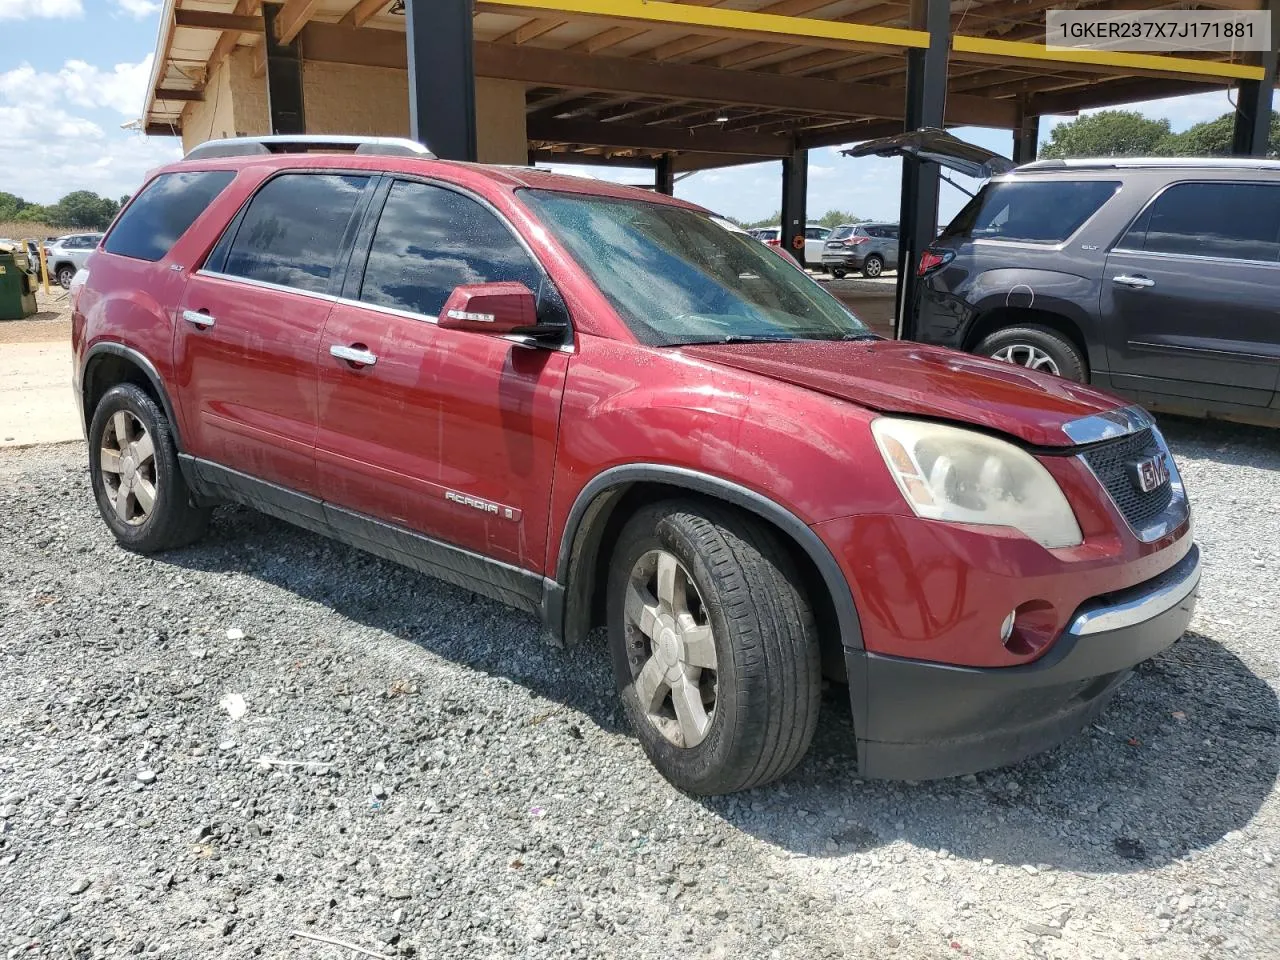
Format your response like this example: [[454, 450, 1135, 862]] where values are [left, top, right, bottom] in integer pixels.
[[181, 52, 527, 164], [475, 78, 528, 165]]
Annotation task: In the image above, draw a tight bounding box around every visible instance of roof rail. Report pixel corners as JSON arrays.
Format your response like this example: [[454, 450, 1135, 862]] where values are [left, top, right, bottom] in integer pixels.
[[185, 135, 436, 161], [1017, 156, 1280, 172]]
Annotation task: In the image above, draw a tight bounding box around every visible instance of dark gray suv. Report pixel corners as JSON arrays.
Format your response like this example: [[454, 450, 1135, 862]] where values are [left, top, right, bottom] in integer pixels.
[[911, 156, 1280, 427]]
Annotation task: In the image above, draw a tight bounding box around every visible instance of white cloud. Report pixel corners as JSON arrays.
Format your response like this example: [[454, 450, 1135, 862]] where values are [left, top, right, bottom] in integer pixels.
[[0, 55, 154, 118], [0, 0, 83, 20], [0, 101, 180, 204], [114, 0, 162, 16]]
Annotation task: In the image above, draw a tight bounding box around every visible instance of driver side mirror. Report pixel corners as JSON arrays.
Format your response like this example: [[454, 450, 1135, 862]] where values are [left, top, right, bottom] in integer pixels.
[[438, 282, 537, 335]]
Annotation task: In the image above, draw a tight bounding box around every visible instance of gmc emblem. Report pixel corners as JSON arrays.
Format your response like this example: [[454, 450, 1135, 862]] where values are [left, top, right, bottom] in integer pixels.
[[1128, 453, 1170, 494]]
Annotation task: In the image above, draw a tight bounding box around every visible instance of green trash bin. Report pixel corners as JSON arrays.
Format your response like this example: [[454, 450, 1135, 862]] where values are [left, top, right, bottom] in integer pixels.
[[0, 249, 39, 320]]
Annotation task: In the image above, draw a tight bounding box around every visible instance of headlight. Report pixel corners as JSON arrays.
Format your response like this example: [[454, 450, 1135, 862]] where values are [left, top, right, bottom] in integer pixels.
[[871, 417, 1083, 548]]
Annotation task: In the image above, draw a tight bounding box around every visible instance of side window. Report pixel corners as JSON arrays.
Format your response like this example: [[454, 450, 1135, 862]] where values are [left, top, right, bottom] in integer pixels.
[[104, 171, 235, 262], [1122, 182, 1280, 262], [359, 179, 543, 318], [222, 173, 369, 294], [943, 180, 1119, 243]]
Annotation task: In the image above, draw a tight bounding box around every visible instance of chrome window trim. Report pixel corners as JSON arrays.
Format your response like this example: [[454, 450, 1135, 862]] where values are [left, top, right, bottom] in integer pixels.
[[1128, 340, 1280, 363], [196, 269, 339, 303], [1061, 405, 1153, 445], [193, 271, 574, 354], [1069, 544, 1200, 636], [1109, 247, 1280, 268], [1075, 422, 1190, 544]]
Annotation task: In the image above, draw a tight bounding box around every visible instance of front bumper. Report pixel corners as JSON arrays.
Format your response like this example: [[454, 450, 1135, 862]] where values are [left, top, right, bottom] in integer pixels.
[[847, 543, 1201, 780]]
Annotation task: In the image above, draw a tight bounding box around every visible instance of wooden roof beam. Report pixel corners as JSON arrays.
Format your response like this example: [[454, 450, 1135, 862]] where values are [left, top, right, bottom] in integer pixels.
[[341, 0, 392, 27], [651, 0, 848, 62], [173, 10, 262, 32], [528, 117, 794, 156], [273, 0, 322, 45]]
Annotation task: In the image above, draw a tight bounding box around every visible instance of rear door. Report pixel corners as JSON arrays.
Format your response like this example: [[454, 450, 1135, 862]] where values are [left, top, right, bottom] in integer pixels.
[[316, 177, 570, 571], [175, 171, 374, 495], [1102, 180, 1280, 407], [883, 225, 900, 269], [804, 226, 830, 265]]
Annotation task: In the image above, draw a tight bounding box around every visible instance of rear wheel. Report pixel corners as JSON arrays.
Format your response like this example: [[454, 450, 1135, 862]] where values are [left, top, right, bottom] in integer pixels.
[[830, 268, 847, 280], [56, 264, 75, 288], [862, 254, 884, 278], [974, 324, 1087, 382], [88, 383, 210, 553], [607, 501, 820, 796]]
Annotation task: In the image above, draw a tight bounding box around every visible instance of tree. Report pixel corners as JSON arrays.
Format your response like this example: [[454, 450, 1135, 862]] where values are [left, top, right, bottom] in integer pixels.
[[1156, 110, 1280, 158], [1040, 110, 1172, 160], [816, 209, 860, 228], [48, 191, 120, 230], [742, 210, 781, 229], [0, 191, 29, 221]]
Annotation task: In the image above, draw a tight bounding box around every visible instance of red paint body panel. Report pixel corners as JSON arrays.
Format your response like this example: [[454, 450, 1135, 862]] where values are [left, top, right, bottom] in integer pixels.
[[316, 302, 568, 570], [173, 272, 329, 496], [681, 340, 1121, 448]]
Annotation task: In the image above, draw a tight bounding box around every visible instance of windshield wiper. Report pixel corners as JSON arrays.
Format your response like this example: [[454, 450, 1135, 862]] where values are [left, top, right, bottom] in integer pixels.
[[839, 333, 882, 341]]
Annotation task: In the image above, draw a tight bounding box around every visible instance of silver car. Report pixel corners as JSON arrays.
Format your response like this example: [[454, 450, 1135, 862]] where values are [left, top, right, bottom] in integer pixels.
[[44, 234, 103, 288]]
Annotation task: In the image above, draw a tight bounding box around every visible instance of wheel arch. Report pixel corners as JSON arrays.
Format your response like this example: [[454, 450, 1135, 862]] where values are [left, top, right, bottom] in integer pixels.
[[81, 343, 183, 450], [962, 305, 1095, 375], [548, 465, 863, 676]]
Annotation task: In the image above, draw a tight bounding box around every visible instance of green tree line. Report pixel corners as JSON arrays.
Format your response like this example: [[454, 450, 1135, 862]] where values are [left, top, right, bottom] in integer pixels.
[[734, 209, 864, 229], [1041, 109, 1280, 161], [0, 190, 130, 232]]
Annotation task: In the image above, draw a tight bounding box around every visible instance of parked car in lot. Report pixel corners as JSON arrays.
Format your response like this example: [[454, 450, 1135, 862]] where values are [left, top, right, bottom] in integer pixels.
[[74, 135, 1199, 795], [869, 133, 1280, 426], [45, 233, 104, 288], [821, 222, 899, 278], [750, 223, 830, 267]]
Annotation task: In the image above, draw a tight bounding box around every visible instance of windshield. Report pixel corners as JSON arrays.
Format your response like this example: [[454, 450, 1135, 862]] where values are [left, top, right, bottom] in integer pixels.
[[522, 191, 871, 346]]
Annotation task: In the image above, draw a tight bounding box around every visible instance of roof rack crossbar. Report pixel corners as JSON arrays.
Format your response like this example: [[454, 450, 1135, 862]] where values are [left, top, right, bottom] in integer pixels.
[[184, 135, 436, 161]]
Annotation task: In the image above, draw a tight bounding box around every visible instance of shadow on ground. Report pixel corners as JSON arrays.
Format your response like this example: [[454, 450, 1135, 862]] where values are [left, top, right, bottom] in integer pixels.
[[158, 496, 1279, 878]]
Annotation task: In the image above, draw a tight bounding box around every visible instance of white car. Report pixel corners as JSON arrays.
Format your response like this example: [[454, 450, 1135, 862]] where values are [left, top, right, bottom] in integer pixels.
[[44, 233, 103, 288], [753, 224, 831, 268]]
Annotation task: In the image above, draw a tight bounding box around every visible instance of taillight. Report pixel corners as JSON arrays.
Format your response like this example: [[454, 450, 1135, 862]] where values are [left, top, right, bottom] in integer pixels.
[[766, 238, 780, 246], [918, 247, 954, 276]]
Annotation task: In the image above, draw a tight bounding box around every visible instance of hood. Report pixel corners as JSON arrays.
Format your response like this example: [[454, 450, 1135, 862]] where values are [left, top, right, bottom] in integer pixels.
[[842, 128, 1015, 180], [680, 339, 1123, 448]]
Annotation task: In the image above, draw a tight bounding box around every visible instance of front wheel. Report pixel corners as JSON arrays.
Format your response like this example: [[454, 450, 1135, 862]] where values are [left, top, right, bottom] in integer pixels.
[[607, 501, 821, 796], [974, 324, 1088, 382], [88, 383, 211, 553]]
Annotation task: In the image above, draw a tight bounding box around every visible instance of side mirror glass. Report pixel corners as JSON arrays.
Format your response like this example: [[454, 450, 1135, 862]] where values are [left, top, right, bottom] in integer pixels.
[[437, 282, 537, 335]]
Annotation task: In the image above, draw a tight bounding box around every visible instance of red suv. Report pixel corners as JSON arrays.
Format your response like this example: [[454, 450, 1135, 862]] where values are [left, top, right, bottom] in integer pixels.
[[73, 136, 1200, 796]]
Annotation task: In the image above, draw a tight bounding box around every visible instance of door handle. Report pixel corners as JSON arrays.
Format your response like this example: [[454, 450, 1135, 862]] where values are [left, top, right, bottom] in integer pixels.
[[182, 309, 215, 327], [1112, 275, 1155, 289], [330, 344, 378, 366]]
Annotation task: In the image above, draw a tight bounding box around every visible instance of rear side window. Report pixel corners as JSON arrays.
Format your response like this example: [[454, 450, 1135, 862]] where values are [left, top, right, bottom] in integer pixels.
[[222, 173, 369, 294], [1120, 181, 1280, 262], [943, 180, 1119, 244], [104, 171, 233, 262], [831, 226, 855, 240], [357, 180, 543, 318]]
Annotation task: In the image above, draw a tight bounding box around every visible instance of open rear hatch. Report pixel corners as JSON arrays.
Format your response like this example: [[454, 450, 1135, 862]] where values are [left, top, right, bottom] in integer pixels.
[[841, 128, 1015, 180]]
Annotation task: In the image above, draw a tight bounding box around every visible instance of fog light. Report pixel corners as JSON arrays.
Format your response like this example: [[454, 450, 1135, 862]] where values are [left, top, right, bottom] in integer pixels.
[[1000, 610, 1016, 643]]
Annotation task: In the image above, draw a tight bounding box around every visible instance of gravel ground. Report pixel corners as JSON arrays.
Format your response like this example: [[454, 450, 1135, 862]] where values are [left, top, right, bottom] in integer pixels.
[[1, 417, 1277, 960]]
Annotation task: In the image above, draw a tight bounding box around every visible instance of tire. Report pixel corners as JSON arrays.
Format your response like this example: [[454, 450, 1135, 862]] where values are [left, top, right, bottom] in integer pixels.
[[862, 254, 884, 278], [830, 268, 847, 280], [88, 383, 210, 553], [606, 500, 821, 796], [974, 324, 1088, 382], [56, 264, 76, 289]]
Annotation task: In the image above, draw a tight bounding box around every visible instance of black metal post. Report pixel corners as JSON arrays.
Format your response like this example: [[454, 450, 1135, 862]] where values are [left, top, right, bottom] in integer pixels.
[[780, 146, 808, 266], [1013, 103, 1040, 165], [1231, 2, 1277, 156], [262, 4, 305, 135], [655, 154, 675, 195], [895, 0, 948, 339], [406, 0, 477, 161]]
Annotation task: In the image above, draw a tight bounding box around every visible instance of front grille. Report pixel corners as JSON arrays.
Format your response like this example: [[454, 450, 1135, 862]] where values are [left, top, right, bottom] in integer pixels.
[[1081, 428, 1175, 529]]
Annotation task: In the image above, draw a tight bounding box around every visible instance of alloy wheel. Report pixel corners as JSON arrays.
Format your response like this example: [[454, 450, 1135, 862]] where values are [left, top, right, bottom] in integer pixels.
[[623, 549, 718, 748], [990, 343, 1061, 375], [99, 410, 157, 526], [864, 257, 883, 277]]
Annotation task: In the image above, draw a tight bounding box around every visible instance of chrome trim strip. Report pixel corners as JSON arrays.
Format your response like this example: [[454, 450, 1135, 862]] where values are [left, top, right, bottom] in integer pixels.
[[197, 270, 339, 303], [1069, 545, 1200, 636], [1061, 405, 1153, 445], [1109, 247, 1280, 269]]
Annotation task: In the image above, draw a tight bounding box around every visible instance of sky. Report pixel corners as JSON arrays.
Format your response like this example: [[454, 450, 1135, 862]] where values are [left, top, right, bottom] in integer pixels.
[[0, 0, 1245, 226]]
